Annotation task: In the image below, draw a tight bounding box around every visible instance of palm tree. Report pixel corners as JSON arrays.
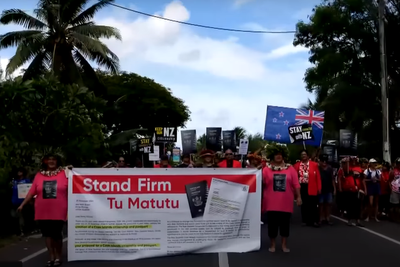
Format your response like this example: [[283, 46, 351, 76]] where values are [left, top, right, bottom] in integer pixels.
[[0, 0, 121, 83], [247, 133, 268, 153], [196, 133, 206, 152], [233, 126, 246, 145]]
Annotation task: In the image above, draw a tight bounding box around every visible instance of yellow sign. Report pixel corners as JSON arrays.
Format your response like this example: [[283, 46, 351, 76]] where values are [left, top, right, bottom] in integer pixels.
[[155, 127, 163, 135], [140, 138, 150, 145]]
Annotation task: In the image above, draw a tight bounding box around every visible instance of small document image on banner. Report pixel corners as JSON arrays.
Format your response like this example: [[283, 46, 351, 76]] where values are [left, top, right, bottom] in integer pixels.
[[203, 178, 249, 237]]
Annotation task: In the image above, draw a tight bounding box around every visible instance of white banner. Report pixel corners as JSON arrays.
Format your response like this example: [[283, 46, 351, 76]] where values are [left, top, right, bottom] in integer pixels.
[[68, 168, 261, 261]]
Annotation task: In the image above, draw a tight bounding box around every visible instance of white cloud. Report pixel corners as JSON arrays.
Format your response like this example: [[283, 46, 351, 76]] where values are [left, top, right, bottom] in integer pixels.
[[97, 1, 305, 82], [93, 0, 311, 148]]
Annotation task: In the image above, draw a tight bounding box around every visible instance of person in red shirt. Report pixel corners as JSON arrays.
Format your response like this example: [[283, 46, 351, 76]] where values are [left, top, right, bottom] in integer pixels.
[[262, 143, 301, 253], [218, 149, 241, 168], [293, 150, 321, 227], [154, 155, 172, 168], [379, 162, 391, 216], [338, 157, 365, 227], [18, 153, 70, 267]]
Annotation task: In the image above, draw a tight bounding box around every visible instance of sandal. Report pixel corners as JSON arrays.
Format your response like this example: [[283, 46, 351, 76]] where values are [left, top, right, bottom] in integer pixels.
[[46, 261, 54, 267], [53, 259, 62, 266], [282, 247, 290, 253], [268, 247, 275, 253]]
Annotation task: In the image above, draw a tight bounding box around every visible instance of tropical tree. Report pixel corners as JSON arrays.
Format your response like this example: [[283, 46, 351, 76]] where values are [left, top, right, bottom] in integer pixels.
[[247, 133, 268, 153], [293, 0, 400, 158], [196, 133, 206, 152], [97, 71, 191, 155], [233, 126, 247, 144], [0, 0, 120, 84]]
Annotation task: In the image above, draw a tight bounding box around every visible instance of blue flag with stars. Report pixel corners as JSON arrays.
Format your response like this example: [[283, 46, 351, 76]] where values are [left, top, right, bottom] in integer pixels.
[[264, 105, 325, 147]]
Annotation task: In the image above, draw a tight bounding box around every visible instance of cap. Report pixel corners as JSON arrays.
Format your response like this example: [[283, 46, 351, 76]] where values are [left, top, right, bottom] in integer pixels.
[[395, 157, 400, 163], [369, 158, 377, 163]]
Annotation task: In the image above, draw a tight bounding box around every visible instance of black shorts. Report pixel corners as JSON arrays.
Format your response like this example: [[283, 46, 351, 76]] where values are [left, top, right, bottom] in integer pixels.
[[38, 220, 64, 240]]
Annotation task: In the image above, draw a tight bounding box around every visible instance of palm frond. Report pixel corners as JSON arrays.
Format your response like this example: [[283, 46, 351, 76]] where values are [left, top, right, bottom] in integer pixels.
[[72, 36, 119, 73], [70, 0, 115, 26], [0, 9, 47, 30], [0, 30, 44, 49], [60, 0, 90, 24], [69, 32, 107, 54], [6, 37, 47, 76], [70, 24, 122, 40], [22, 51, 52, 81]]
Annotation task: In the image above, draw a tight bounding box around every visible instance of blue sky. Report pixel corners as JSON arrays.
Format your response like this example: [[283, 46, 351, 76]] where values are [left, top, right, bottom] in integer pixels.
[[0, 0, 322, 147]]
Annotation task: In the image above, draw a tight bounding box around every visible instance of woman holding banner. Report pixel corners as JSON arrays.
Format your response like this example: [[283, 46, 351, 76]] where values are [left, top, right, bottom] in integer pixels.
[[17, 153, 71, 267], [262, 143, 301, 253]]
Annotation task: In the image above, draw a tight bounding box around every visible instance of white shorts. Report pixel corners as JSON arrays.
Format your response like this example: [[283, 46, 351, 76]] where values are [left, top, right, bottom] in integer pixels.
[[390, 192, 400, 204]]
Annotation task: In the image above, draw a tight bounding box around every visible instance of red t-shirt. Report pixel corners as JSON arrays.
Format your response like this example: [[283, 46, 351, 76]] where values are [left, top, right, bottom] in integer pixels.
[[341, 166, 362, 192], [154, 164, 171, 168], [28, 171, 68, 221], [381, 171, 390, 195], [262, 166, 300, 213]]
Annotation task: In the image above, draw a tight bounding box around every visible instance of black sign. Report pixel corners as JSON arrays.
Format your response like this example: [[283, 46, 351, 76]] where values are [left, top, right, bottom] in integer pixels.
[[222, 130, 236, 152], [137, 138, 153, 153], [322, 144, 336, 163], [154, 127, 177, 142], [206, 127, 222, 152], [181, 130, 197, 154], [288, 124, 314, 143], [339, 129, 357, 156]]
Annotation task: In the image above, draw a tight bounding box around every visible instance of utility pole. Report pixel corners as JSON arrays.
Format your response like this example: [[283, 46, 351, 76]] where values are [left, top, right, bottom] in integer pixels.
[[379, 0, 391, 163]]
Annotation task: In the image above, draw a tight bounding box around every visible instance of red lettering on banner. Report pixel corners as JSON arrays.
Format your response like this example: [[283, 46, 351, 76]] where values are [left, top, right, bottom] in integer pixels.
[[72, 175, 257, 194], [128, 198, 179, 209]]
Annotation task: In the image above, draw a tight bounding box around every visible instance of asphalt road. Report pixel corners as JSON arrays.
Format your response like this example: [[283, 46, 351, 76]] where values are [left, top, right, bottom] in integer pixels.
[[21, 209, 400, 267]]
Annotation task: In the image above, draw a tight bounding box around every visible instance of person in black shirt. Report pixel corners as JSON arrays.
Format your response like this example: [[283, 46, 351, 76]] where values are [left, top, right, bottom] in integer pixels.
[[176, 154, 192, 168], [318, 154, 336, 225]]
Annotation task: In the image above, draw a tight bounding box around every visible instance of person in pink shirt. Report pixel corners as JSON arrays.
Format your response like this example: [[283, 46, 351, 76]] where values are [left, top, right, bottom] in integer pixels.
[[18, 153, 69, 267], [262, 143, 301, 253]]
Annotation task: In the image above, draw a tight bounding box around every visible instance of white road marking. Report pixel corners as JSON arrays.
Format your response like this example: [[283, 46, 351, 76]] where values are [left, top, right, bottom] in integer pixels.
[[20, 238, 68, 263], [331, 215, 400, 246], [218, 252, 229, 267]]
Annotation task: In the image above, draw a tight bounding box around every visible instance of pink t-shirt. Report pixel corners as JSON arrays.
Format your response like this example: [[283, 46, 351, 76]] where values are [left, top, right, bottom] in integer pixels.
[[262, 165, 300, 213], [28, 171, 68, 221]]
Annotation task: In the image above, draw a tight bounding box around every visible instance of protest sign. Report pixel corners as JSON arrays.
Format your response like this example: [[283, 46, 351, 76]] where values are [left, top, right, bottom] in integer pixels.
[[288, 124, 314, 143], [68, 168, 261, 261]]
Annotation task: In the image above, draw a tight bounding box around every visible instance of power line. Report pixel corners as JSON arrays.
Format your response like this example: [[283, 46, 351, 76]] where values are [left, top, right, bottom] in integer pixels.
[[109, 3, 296, 34]]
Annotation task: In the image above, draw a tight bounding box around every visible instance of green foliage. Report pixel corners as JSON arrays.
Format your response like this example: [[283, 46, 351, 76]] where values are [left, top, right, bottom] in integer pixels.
[[293, 0, 400, 158], [0, 75, 105, 185], [98, 71, 190, 154], [0, 0, 120, 84], [265, 143, 289, 161]]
